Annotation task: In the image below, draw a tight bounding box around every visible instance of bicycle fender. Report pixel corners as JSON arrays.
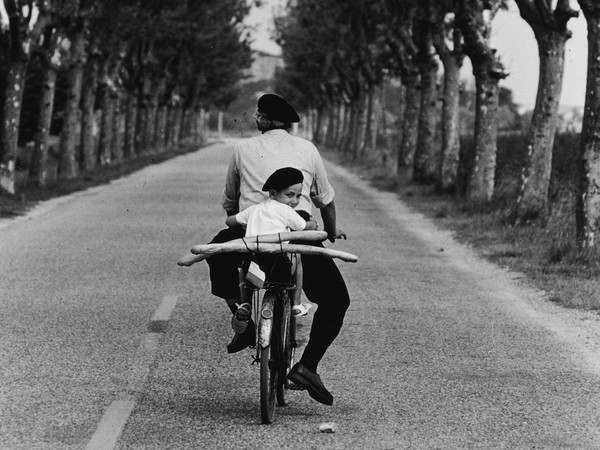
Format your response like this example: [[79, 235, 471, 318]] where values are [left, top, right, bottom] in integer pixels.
[[260, 317, 272, 348], [260, 291, 275, 348]]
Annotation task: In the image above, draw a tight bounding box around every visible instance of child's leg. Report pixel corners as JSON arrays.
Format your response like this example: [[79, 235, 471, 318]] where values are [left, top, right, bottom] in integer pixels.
[[239, 267, 252, 306], [232, 266, 252, 334]]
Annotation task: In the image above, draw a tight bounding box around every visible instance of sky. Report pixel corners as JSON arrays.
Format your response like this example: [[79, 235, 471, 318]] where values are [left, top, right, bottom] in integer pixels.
[[245, 0, 588, 110]]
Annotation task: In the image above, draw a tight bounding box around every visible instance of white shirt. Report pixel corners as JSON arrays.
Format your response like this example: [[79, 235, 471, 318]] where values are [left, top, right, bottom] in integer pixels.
[[235, 199, 307, 237], [221, 130, 335, 215]]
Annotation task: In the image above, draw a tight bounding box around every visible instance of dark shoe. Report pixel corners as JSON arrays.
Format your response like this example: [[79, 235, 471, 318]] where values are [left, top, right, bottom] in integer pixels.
[[226, 321, 255, 353], [231, 303, 251, 334], [287, 363, 333, 405]]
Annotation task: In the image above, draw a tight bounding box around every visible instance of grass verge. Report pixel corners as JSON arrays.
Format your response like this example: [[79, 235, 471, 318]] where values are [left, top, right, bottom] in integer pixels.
[[0, 143, 205, 219], [323, 148, 600, 313]]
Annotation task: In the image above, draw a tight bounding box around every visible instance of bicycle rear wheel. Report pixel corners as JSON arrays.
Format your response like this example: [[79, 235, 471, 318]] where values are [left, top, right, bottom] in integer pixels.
[[260, 290, 278, 424]]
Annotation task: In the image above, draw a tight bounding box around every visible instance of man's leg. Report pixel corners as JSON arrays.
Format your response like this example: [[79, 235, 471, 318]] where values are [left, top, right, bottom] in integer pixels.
[[287, 246, 350, 405], [297, 253, 350, 371]]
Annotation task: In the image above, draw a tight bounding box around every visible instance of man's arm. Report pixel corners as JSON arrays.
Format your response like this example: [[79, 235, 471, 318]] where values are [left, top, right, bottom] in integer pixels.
[[320, 201, 347, 242], [221, 148, 240, 215]]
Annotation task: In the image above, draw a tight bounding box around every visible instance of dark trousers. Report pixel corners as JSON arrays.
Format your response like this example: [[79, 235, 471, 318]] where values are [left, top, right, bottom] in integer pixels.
[[206, 227, 350, 372]]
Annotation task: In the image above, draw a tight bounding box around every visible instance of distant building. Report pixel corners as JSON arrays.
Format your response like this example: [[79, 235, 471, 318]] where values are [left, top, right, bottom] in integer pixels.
[[244, 50, 283, 83]]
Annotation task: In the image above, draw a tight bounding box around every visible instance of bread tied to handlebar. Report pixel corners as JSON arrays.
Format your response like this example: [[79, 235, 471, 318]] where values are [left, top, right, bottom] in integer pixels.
[[178, 230, 358, 266]]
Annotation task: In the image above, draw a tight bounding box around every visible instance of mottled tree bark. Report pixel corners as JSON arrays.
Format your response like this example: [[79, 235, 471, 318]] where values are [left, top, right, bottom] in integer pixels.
[[59, 25, 85, 180], [432, 16, 463, 192], [361, 86, 378, 157], [413, 53, 439, 184], [515, 0, 578, 221], [31, 63, 57, 186], [397, 73, 421, 176], [576, 1, 600, 248], [156, 105, 167, 151], [124, 94, 137, 159], [468, 74, 501, 202], [80, 57, 99, 171], [111, 93, 123, 163], [0, 61, 27, 194], [0, 3, 49, 193], [354, 92, 368, 160], [135, 103, 148, 154], [457, 0, 508, 202], [98, 80, 115, 166]]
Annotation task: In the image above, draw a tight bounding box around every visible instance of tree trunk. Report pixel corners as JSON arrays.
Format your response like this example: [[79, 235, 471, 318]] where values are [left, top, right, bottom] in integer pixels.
[[145, 96, 159, 152], [354, 93, 368, 160], [362, 87, 378, 157], [467, 72, 501, 203], [516, 33, 568, 221], [166, 106, 175, 149], [576, 3, 600, 248], [457, 0, 508, 202], [171, 105, 183, 148], [59, 27, 85, 180], [312, 107, 323, 144], [124, 94, 137, 159], [199, 108, 208, 143], [397, 74, 421, 176], [341, 103, 356, 154], [413, 58, 439, 183], [337, 103, 349, 148], [0, 60, 27, 193], [438, 51, 462, 192], [156, 105, 167, 151], [191, 107, 200, 143], [135, 103, 147, 154], [99, 86, 115, 165], [31, 64, 57, 186], [80, 58, 99, 172], [111, 92, 123, 163]]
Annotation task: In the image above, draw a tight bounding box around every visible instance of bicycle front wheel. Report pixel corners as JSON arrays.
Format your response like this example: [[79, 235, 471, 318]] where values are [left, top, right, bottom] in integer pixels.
[[276, 290, 292, 406]]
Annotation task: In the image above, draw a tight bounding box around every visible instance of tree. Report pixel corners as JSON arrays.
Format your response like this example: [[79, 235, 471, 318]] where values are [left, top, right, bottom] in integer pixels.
[[456, 0, 509, 203], [30, 24, 64, 186], [431, 0, 464, 192], [0, 0, 50, 193], [575, 0, 600, 248], [381, 0, 422, 177], [412, 7, 440, 184], [514, 0, 578, 222], [57, 0, 92, 180]]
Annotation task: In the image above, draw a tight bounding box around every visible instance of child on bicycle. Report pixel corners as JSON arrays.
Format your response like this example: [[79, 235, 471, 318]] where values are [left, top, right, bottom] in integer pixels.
[[225, 167, 318, 334]]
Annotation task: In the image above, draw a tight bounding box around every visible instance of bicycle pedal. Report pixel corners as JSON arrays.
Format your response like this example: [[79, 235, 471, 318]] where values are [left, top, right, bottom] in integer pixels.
[[287, 381, 306, 391]]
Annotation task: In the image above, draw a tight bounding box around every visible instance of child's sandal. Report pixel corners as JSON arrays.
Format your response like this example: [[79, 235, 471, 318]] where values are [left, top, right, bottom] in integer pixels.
[[292, 303, 312, 317]]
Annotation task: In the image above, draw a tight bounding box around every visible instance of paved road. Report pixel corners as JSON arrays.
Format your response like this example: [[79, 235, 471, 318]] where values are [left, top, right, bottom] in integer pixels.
[[1, 139, 600, 449]]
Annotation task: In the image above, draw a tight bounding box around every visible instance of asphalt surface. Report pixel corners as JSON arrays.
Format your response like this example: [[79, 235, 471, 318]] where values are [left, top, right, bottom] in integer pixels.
[[1, 138, 600, 449]]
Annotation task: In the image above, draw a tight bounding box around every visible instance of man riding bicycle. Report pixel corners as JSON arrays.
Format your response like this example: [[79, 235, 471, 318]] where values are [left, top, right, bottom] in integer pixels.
[[206, 93, 350, 406]]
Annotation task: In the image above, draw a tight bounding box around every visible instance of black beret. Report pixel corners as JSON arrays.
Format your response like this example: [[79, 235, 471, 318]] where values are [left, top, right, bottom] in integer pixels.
[[257, 94, 300, 123], [262, 167, 304, 191]]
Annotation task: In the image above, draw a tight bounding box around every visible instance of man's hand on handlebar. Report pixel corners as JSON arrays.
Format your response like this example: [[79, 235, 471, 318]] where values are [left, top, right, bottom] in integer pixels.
[[327, 228, 347, 243]]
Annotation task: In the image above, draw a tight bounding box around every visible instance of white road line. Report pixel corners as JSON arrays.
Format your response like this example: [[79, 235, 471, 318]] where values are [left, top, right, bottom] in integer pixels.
[[148, 294, 180, 332], [85, 294, 181, 450], [85, 399, 135, 450]]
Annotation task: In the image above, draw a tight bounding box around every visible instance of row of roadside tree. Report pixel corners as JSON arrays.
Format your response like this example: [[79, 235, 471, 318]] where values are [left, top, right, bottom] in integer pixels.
[[0, 0, 255, 194], [273, 0, 600, 250]]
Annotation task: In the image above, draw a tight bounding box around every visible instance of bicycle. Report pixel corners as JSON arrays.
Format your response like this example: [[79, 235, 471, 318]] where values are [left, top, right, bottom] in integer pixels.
[[178, 230, 358, 424]]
